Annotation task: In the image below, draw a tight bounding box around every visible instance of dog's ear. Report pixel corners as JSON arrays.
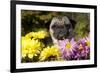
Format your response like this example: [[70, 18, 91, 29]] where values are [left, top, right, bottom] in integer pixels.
[[69, 19, 76, 29]]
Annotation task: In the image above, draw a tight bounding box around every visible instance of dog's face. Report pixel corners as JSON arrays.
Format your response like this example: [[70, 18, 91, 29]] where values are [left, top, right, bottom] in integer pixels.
[[50, 16, 76, 40]]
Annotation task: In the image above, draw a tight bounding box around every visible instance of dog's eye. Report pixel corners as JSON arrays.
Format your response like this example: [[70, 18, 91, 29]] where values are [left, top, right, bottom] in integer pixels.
[[65, 24, 70, 29], [51, 25, 56, 29]]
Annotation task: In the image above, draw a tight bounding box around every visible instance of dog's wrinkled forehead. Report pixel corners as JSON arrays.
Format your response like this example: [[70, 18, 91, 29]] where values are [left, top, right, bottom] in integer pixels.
[[51, 16, 70, 26]]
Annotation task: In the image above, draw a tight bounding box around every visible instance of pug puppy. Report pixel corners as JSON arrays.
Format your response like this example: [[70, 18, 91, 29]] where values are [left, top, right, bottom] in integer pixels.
[[49, 16, 76, 46]]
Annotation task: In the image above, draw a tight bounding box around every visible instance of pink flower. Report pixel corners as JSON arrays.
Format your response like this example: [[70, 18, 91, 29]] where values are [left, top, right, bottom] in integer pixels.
[[58, 38, 77, 60]]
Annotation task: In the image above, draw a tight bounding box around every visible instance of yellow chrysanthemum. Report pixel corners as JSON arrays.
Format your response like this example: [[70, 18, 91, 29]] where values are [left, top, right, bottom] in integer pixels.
[[25, 32, 36, 39], [39, 46, 60, 61], [35, 30, 48, 39], [21, 37, 44, 59], [25, 30, 48, 40], [22, 37, 31, 49], [22, 37, 31, 58]]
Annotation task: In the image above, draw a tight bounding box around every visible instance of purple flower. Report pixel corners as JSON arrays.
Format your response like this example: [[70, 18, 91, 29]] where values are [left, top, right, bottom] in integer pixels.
[[85, 36, 90, 58], [58, 38, 77, 60], [75, 37, 90, 60]]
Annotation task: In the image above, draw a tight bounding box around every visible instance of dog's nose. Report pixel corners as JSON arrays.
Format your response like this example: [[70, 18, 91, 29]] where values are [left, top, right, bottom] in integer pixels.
[[57, 34, 65, 40], [58, 36, 65, 40]]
